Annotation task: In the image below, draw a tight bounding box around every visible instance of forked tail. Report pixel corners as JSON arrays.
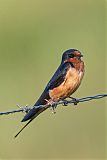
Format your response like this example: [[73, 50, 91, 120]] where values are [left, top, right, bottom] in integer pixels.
[[14, 106, 47, 138], [14, 118, 33, 138]]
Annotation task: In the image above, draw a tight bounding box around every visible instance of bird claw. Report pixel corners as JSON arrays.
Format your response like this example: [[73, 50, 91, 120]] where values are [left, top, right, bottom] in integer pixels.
[[62, 100, 68, 106], [69, 97, 79, 105], [45, 99, 56, 114]]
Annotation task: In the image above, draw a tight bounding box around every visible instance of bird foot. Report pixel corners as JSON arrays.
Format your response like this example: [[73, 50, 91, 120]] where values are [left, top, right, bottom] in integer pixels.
[[62, 100, 68, 106], [69, 97, 79, 105], [45, 99, 56, 114]]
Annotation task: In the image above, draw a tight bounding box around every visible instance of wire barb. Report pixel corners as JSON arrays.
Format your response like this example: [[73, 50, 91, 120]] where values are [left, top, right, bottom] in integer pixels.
[[0, 94, 107, 116]]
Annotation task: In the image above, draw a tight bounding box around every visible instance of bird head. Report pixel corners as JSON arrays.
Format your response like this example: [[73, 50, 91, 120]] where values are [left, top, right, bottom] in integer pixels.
[[61, 49, 83, 64]]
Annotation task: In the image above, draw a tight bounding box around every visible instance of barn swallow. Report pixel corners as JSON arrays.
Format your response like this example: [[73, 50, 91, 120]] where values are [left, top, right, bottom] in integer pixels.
[[15, 49, 85, 138]]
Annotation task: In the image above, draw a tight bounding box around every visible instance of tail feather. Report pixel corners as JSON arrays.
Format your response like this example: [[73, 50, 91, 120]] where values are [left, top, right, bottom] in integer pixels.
[[21, 107, 43, 122], [14, 107, 47, 138], [14, 118, 33, 138]]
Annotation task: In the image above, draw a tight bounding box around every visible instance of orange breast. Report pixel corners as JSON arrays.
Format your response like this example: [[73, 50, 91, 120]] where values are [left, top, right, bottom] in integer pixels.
[[49, 68, 84, 101]]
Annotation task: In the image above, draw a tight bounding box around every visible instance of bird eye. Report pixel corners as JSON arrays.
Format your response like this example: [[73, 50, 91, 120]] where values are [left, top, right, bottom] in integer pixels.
[[69, 54, 74, 58]]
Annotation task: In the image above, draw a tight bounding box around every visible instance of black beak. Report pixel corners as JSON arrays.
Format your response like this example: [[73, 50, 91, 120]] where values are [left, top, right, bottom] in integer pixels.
[[80, 54, 83, 57]]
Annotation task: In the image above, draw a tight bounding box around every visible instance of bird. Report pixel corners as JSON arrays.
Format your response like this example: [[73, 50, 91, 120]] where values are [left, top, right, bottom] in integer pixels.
[[15, 49, 85, 138]]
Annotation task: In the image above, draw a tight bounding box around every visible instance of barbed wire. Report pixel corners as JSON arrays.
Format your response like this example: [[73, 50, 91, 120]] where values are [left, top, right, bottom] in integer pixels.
[[0, 94, 107, 116]]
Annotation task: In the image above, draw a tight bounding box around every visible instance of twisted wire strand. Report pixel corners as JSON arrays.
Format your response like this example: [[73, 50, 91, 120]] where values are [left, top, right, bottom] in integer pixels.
[[0, 94, 107, 115]]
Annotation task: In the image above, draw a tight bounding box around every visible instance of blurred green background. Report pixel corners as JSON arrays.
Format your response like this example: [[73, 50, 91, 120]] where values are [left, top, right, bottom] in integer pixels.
[[0, 0, 106, 159]]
